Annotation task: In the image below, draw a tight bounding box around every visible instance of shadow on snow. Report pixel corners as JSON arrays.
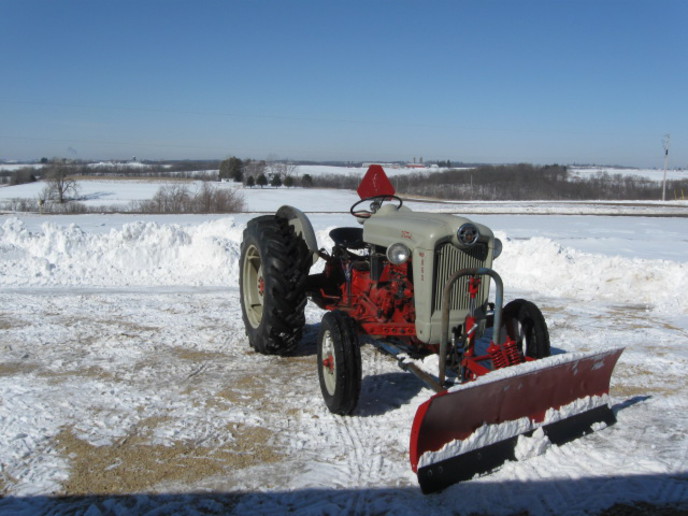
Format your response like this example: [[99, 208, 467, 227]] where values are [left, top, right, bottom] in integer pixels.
[[1, 473, 686, 516]]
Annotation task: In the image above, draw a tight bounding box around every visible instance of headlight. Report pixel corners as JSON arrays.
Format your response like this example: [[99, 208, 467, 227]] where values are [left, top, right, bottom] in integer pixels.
[[457, 223, 479, 246], [386, 243, 411, 264], [493, 238, 503, 259]]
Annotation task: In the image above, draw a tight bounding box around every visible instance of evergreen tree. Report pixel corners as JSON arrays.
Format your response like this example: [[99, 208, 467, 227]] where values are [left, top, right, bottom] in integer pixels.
[[219, 156, 243, 181], [301, 174, 314, 188]]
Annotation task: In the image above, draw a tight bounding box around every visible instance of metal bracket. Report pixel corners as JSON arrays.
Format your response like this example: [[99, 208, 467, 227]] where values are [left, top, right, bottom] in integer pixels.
[[439, 267, 504, 386]]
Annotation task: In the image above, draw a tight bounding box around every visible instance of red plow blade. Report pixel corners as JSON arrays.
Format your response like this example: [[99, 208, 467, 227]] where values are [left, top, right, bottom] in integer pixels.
[[410, 348, 624, 493]]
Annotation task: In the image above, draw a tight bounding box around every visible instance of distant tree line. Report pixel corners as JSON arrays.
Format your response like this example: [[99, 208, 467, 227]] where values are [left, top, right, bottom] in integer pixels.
[[306, 164, 688, 201], [218, 156, 313, 188], [0, 167, 40, 186], [4, 159, 687, 206]]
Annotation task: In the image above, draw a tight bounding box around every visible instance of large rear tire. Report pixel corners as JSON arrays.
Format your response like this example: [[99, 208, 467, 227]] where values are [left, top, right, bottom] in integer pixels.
[[317, 311, 361, 415], [502, 299, 550, 359], [240, 215, 310, 355]]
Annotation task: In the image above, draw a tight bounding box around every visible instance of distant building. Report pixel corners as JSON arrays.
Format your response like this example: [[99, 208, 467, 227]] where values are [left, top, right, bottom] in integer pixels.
[[362, 162, 402, 169]]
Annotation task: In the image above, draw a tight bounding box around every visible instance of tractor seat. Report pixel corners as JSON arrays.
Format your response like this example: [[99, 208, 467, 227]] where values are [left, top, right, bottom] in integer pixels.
[[329, 227, 365, 249]]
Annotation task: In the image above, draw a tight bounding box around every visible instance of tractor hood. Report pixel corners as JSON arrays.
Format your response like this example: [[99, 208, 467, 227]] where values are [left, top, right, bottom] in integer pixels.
[[363, 204, 497, 345], [362, 205, 494, 251]]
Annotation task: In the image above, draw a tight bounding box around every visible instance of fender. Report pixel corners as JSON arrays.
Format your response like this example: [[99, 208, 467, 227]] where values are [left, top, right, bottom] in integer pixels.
[[276, 205, 319, 265]]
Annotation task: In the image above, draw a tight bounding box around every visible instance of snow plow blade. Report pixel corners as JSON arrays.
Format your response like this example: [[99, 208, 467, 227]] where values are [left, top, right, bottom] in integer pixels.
[[410, 348, 624, 494]]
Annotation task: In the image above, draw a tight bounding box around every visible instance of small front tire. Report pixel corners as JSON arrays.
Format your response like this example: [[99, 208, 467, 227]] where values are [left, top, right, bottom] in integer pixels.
[[317, 311, 361, 415], [502, 299, 551, 359]]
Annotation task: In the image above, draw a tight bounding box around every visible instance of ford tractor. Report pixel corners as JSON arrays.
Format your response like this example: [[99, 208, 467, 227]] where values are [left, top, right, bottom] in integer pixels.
[[240, 165, 623, 493]]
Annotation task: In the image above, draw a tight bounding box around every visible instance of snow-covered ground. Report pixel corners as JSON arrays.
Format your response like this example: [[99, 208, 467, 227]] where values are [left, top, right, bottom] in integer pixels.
[[1, 178, 687, 515], [568, 165, 687, 183]]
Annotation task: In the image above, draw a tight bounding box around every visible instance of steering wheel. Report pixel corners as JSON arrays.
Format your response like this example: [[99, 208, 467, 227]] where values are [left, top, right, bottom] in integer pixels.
[[350, 195, 403, 219]]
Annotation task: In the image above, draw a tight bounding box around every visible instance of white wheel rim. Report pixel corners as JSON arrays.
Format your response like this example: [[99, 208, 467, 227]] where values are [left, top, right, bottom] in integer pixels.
[[321, 329, 337, 395], [242, 244, 264, 328]]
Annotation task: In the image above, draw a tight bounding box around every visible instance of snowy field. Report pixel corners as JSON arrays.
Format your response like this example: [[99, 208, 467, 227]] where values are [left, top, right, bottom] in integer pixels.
[[2, 161, 687, 181], [1, 177, 687, 515]]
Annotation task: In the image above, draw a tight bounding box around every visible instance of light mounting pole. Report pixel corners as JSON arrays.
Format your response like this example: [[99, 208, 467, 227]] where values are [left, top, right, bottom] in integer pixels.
[[662, 134, 670, 201]]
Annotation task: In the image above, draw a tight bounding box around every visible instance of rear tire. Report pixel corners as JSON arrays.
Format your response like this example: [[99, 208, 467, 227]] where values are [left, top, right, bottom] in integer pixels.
[[239, 215, 310, 355], [502, 299, 550, 359], [317, 311, 361, 415]]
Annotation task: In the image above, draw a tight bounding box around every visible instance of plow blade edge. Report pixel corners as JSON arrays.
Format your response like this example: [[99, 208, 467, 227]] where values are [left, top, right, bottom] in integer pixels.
[[410, 348, 624, 493]]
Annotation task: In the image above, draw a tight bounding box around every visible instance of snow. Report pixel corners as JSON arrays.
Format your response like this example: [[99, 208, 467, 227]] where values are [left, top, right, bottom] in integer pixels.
[[1, 179, 687, 514], [418, 394, 610, 468]]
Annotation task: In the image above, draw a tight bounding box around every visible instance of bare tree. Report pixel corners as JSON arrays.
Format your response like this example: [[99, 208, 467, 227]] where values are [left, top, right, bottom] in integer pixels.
[[269, 159, 297, 184], [42, 160, 79, 203], [243, 159, 266, 185]]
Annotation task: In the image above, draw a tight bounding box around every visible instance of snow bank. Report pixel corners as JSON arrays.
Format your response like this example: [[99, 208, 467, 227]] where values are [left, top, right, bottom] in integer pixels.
[[495, 234, 687, 314], [0, 217, 243, 287], [1, 217, 684, 315], [0, 217, 688, 313]]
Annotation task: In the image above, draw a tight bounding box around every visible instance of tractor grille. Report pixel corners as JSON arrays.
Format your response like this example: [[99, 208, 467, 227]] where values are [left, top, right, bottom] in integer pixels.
[[432, 243, 490, 313]]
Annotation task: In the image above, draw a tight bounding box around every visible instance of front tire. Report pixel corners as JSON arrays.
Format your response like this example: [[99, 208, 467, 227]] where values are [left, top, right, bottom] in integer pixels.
[[317, 311, 361, 415], [239, 215, 310, 355], [502, 299, 550, 359]]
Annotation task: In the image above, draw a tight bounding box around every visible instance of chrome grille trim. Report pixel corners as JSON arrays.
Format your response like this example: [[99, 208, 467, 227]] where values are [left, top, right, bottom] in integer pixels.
[[433, 243, 490, 313]]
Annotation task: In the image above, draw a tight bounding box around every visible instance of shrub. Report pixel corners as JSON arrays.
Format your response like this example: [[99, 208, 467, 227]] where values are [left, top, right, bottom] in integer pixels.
[[133, 183, 245, 213], [9, 167, 38, 186]]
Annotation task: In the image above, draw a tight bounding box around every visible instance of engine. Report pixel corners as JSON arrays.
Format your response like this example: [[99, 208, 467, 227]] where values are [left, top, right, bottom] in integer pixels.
[[310, 246, 418, 339]]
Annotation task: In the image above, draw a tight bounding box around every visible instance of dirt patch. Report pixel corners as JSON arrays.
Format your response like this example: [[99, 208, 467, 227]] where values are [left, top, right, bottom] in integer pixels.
[[0, 361, 39, 377], [55, 422, 279, 496], [0, 315, 28, 330], [41, 365, 116, 383], [215, 355, 315, 411], [63, 316, 160, 337], [613, 383, 678, 397], [170, 347, 226, 363], [216, 375, 258, 405], [0, 471, 13, 495], [613, 365, 681, 397]]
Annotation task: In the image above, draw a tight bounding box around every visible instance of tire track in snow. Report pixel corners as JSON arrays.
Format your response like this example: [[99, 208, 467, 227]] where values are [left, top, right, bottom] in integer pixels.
[[327, 413, 391, 514], [313, 344, 399, 498]]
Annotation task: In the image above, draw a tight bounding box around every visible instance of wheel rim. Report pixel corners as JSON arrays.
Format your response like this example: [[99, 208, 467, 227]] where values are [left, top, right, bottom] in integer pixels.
[[507, 314, 531, 350], [242, 244, 264, 328], [321, 329, 337, 395]]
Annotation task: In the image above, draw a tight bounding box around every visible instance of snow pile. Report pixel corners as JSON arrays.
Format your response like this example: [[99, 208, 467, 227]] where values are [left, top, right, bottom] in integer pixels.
[[0, 217, 243, 287], [495, 234, 687, 314], [0, 217, 685, 316], [514, 427, 551, 461]]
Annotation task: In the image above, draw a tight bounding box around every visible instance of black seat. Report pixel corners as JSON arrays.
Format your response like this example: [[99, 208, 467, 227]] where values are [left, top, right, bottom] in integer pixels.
[[329, 227, 365, 249]]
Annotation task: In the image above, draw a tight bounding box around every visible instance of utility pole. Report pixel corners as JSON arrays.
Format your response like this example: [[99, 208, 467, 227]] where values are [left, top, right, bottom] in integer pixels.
[[662, 134, 670, 201]]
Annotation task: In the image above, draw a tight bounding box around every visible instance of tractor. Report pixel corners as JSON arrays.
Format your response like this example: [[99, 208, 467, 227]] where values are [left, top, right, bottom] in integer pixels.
[[239, 165, 622, 492]]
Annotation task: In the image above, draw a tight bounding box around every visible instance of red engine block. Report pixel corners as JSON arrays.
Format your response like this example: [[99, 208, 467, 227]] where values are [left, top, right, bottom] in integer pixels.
[[319, 259, 416, 338]]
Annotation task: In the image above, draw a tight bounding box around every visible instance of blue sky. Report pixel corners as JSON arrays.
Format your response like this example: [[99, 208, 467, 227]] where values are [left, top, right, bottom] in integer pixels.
[[1, 0, 686, 167]]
